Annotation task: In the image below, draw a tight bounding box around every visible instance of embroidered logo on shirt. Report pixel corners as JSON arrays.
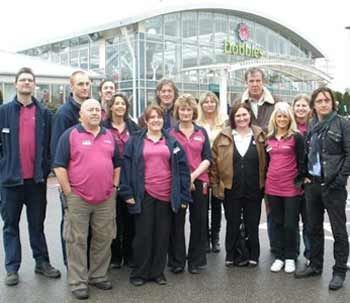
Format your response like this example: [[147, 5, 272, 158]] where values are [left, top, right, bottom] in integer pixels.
[[104, 140, 112, 144], [1, 128, 10, 134], [82, 140, 92, 146], [193, 136, 203, 142], [266, 145, 272, 152]]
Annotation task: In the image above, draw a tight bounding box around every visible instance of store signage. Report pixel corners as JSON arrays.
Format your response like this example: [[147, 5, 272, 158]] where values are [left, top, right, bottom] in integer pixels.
[[224, 23, 263, 59]]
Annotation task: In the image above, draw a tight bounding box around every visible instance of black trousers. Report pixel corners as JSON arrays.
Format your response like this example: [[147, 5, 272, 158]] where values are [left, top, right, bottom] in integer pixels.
[[188, 180, 208, 268], [207, 192, 222, 242], [131, 193, 172, 280], [111, 195, 134, 265], [305, 183, 349, 277], [168, 207, 186, 268], [0, 180, 50, 272], [223, 190, 262, 262], [267, 195, 300, 260], [168, 180, 208, 269]]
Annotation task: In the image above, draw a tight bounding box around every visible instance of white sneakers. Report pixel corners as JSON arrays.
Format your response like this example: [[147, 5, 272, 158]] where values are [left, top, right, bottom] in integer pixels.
[[270, 259, 284, 272], [270, 259, 296, 273], [284, 259, 296, 273]]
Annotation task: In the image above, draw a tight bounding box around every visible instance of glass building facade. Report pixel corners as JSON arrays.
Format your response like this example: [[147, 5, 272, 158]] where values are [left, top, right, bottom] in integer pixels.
[[21, 8, 329, 116]]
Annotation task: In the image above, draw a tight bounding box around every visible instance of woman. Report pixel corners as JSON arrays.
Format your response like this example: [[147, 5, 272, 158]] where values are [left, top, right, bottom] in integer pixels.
[[292, 94, 311, 265], [119, 104, 191, 286], [210, 102, 266, 267], [197, 91, 226, 253], [103, 93, 140, 269], [169, 94, 211, 274], [265, 102, 305, 273]]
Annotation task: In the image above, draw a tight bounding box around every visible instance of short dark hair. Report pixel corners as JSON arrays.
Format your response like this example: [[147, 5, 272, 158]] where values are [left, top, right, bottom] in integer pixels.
[[229, 102, 253, 129], [107, 93, 130, 121], [155, 78, 179, 105], [310, 87, 336, 112], [15, 67, 35, 83], [244, 67, 265, 81], [99, 79, 116, 92]]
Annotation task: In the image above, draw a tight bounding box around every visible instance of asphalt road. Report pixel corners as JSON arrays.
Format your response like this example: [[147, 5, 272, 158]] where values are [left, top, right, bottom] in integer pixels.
[[0, 179, 350, 303]]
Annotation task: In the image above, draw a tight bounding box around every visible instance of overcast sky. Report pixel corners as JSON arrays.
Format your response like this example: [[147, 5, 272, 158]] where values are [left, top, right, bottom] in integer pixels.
[[1, 0, 349, 91]]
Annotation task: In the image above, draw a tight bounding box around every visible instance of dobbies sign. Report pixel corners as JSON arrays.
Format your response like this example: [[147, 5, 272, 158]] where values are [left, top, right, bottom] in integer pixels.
[[224, 23, 263, 59]]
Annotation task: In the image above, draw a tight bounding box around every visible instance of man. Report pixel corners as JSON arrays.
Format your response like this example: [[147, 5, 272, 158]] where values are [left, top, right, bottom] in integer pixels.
[[99, 79, 116, 120], [53, 99, 121, 300], [0, 67, 61, 286], [295, 87, 350, 291], [240, 67, 277, 132], [51, 70, 91, 266], [139, 78, 178, 130]]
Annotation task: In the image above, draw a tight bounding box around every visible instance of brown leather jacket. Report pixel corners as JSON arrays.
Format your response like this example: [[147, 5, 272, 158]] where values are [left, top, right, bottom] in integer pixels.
[[209, 125, 267, 199]]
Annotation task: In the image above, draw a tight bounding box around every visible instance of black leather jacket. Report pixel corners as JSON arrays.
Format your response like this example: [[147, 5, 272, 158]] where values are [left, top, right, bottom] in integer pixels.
[[305, 114, 350, 188]]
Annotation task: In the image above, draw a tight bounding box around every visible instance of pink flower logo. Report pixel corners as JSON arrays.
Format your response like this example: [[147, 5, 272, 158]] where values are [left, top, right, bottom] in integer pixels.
[[237, 23, 249, 42]]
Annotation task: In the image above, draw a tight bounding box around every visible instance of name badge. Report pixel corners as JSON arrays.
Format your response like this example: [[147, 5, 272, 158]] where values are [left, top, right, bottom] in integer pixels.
[[266, 145, 272, 152], [194, 136, 202, 142], [82, 140, 92, 146], [173, 147, 180, 154], [2, 128, 10, 134], [104, 140, 112, 144]]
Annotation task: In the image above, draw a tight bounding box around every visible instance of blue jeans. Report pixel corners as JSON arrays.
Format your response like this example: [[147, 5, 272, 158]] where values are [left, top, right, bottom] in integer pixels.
[[0, 180, 49, 272]]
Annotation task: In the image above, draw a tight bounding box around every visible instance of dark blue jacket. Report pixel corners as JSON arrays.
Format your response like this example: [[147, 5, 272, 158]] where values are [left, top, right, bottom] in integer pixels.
[[0, 96, 52, 187], [102, 117, 140, 135], [51, 95, 81, 161], [119, 129, 192, 214]]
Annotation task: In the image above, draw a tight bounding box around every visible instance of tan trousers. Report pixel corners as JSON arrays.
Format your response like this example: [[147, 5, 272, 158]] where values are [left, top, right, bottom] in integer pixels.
[[64, 192, 116, 290]]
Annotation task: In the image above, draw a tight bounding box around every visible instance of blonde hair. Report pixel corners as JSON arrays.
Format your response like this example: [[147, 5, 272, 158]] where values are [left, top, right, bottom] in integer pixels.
[[197, 91, 225, 127], [267, 102, 298, 138], [173, 94, 198, 121]]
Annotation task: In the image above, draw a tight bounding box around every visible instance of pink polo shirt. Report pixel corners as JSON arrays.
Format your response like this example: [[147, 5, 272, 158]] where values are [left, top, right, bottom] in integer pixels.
[[297, 122, 308, 136], [110, 126, 129, 157], [19, 104, 36, 179], [169, 125, 210, 183], [143, 137, 172, 202], [53, 125, 121, 204], [265, 136, 302, 197]]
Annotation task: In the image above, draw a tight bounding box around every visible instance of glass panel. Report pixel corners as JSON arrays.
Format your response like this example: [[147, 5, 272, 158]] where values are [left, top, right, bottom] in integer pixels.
[[79, 47, 88, 70], [35, 85, 50, 104], [215, 13, 228, 47], [182, 12, 197, 44], [182, 44, 198, 68], [119, 42, 133, 81], [105, 39, 119, 80], [144, 16, 163, 42], [52, 84, 65, 106], [145, 41, 163, 80], [3, 83, 16, 101], [164, 13, 180, 40], [70, 47, 79, 67], [198, 12, 213, 46], [199, 46, 214, 65], [90, 43, 100, 70], [164, 41, 178, 79]]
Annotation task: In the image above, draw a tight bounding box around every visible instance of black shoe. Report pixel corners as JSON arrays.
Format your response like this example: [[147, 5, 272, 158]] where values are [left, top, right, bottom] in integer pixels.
[[130, 277, 145, 287], [35, 261, 61, 279], [329, 275, 345, 291], [171, 266, 184, 274], [72, 288, 89, 300], [188, 267, 200, 274], [294, 266, 322, 279], [5, 272, 19, 286], [89, 280, 112, 290], [154, 274, 167, 285]]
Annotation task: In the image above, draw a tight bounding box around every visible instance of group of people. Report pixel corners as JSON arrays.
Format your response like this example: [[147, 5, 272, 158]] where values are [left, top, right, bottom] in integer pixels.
[[0, 66, 349, 300]]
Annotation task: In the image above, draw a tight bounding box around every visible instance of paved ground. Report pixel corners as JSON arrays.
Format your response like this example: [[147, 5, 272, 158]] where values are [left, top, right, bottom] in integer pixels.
[[0, 179, 350, 303]]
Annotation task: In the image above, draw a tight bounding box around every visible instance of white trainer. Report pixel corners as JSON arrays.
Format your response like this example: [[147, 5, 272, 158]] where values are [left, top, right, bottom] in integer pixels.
[[284, 259, 296, 273], [270, 259, 284, 272]]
